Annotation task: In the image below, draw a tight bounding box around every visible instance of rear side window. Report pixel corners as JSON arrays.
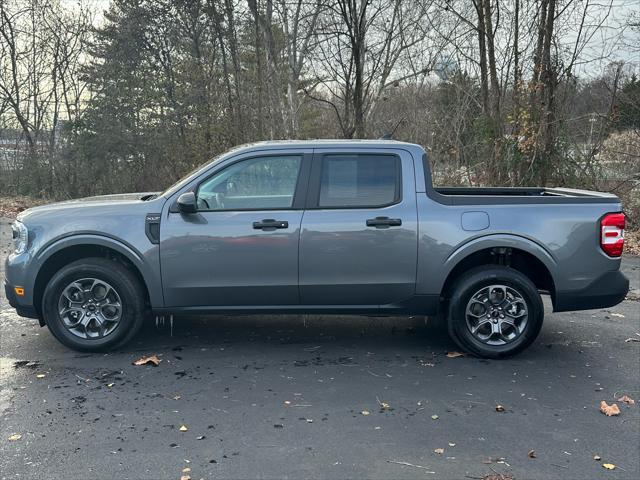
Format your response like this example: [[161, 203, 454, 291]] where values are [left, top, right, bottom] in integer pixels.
[[318, 154, 400, 208]]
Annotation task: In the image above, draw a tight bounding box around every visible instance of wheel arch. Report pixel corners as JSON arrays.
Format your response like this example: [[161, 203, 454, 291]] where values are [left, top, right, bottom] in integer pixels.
[[440, 235, 557, 305], [33, 235, 157, 320]]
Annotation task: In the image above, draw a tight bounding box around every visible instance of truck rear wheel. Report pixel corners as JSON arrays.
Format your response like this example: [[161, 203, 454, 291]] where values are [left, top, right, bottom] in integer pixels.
[[42, 258, 146, 352], [447, 266, 544, 358]]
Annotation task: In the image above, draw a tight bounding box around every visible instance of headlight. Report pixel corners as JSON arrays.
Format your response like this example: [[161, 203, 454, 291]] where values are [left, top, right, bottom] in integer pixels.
[[11, 221, 28, 254]]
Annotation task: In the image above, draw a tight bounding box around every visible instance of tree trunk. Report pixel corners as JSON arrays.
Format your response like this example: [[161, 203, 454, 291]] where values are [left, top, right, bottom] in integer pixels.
[[474, 0, 489, 115]]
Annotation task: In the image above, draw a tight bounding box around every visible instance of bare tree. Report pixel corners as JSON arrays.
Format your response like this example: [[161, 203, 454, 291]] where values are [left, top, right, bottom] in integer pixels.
[[308, 0, 436, 138]]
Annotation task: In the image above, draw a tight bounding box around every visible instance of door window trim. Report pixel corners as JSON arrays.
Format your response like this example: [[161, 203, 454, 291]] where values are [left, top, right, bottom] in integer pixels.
[[178, 152, 312, 213], [305, 152, 402, 210]]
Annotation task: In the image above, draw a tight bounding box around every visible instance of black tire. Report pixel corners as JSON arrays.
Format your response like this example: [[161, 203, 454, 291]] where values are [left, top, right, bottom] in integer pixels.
[[42, 257, 146, 352], [447, 266, 544, 359]]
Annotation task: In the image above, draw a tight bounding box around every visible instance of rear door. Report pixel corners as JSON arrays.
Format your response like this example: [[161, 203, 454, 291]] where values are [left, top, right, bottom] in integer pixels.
[[299, 148, 418, 306], [161, 150, 312, 307]]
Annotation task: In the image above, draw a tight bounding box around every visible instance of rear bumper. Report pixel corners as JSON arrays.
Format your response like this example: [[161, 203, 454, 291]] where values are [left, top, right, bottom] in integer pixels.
[[4, 282, 39, 320], [554, 270, 629, 312]]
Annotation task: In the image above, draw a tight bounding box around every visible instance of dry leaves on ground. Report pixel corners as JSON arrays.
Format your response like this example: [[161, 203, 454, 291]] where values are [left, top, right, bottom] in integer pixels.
[[132, 354, 161, 366], [600, 401, 621, 416], [617, 394, 635, 405], [0, 196, 46, 219], [446, 351, 465, 358], [625, 229, 640, 256]]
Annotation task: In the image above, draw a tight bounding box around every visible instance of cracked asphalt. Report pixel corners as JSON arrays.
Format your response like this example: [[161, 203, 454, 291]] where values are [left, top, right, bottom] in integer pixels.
[[1, 216, 639, 480]]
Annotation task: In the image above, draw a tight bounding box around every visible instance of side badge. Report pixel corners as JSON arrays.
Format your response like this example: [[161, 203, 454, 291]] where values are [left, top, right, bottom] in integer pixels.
[[145, 213, 161, 244]]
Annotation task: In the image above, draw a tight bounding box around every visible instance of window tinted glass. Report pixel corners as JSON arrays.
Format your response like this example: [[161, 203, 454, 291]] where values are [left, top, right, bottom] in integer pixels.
[[319, 154, 400, 207], [197, 155, 302, 210]]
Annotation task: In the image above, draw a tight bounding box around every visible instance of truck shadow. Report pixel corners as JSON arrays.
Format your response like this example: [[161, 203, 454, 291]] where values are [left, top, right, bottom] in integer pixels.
[[127, 314, 455, 353]]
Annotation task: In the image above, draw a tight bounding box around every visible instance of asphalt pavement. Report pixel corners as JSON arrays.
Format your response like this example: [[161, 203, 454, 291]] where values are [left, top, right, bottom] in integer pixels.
[[1, 216, 639, 480]]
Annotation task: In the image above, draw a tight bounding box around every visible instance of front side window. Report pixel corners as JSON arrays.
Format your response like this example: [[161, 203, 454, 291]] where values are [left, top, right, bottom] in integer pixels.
[[319, 154, 400, 208], [196, 155, 302, 210]]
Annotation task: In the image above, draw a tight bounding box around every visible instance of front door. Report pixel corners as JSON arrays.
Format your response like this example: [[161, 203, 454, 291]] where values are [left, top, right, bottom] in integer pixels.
[[299, 149, 418, 306], [161, 152, 310, 307]]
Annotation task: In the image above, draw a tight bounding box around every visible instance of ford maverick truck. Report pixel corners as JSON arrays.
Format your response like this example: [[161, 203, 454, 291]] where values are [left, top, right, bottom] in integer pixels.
[[4, 140, 629, 357]]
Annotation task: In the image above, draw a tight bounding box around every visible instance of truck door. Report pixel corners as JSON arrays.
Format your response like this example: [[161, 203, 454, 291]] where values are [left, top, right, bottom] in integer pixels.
[[299, 149, 418, 306], [160, 150, 312, 307]]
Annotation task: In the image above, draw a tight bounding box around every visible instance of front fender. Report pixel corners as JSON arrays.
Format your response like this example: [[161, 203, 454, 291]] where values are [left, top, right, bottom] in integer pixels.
[[30, 234, 163, 308]]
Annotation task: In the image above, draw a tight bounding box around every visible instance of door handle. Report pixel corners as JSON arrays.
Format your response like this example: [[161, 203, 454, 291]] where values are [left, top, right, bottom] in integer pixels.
[[253, 219, 289, 230], [366, 216, 402, 228]]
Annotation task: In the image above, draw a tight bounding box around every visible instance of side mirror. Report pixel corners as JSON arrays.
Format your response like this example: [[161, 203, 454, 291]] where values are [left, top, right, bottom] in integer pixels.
[[177, 192, 197, 214]]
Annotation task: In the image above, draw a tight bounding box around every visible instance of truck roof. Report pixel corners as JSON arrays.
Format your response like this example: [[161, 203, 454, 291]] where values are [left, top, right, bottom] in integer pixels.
[[231, 139, 423, 151]]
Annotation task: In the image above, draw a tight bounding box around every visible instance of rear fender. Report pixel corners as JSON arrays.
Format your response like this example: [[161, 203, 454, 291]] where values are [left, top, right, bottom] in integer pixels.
[[439, 233, 558, 294]]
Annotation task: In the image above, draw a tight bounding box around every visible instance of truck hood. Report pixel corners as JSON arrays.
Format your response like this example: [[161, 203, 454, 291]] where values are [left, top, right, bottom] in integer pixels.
[[17, 192, 160, 222]]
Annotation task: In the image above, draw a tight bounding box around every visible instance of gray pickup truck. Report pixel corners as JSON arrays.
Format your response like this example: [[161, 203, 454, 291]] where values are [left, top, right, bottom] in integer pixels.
[[5, 140, 629, 357]]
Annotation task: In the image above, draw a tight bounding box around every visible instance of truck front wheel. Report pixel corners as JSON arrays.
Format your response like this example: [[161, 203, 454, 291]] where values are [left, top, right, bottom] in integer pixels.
[[447, 266, 544, 358], [42, 258, 146, 352]]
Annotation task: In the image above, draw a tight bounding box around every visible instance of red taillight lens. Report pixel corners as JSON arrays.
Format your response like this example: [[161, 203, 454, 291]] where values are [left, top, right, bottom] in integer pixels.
[[600, 212, 625, 257]]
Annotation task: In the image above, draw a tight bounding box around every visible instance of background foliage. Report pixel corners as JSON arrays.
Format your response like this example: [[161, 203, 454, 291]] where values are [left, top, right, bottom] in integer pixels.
[[1, 0, 639, 224]]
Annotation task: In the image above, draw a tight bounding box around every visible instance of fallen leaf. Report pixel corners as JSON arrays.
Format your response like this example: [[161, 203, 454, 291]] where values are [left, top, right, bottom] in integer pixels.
[[133, 355, 161, 366], [179, 425, 188, 432], [495, 404, 505, 412], [599, 401, 620, 416], [617, 394, 635, 405], [361, 410, 370, 416], [593, 455, 601, 461], [602, 463, 616, 470], [528, 449, 536, 458], [431, 414, 439, 420], [8, 433, 22, 441], [36, 373, 46, 378], [446, 351, 465, 358], [434, 448, 444, 454]]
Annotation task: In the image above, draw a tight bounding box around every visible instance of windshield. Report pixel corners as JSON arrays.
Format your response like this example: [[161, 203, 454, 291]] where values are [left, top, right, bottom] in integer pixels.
[[160, 153, 225, 197]]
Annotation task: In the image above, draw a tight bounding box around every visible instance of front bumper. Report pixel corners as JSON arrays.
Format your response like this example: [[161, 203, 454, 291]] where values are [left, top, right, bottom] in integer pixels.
[[4, 282, 39, 320], [554, 270, 629, 312]]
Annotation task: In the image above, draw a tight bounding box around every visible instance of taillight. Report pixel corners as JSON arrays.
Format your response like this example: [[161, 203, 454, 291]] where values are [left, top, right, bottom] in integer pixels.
[[600, 212, 625, 257]]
